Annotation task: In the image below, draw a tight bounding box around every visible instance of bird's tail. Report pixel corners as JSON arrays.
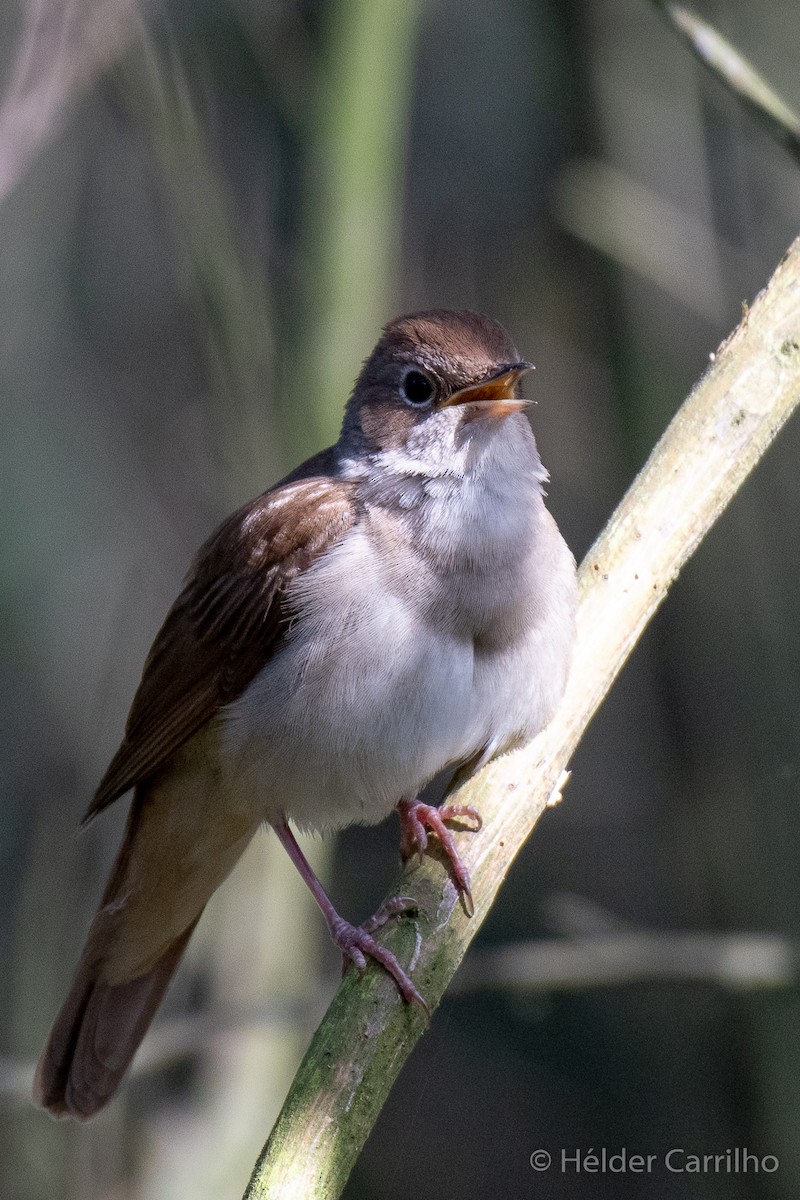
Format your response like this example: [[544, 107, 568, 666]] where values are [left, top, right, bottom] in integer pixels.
[[33, 916, 199, 1120], [34, 764, 256, 1120]]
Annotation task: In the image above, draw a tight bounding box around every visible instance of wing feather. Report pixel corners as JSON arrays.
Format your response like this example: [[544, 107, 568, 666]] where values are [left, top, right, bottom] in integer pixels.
[[84, 468, 356, 821]]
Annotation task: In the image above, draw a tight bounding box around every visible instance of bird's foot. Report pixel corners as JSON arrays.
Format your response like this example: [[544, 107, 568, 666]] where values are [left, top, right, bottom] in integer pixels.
[[397, 799, 482, 917], [274, 823, 428, 1014], [331, 900, 429, 1016]]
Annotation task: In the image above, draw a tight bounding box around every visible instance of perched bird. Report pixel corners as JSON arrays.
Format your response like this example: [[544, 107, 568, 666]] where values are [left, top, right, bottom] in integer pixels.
[[35, 309, 577, 1119]]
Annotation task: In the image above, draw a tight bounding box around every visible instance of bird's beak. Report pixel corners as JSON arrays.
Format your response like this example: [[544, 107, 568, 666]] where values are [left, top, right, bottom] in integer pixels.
[[441, 362, 535, 419]]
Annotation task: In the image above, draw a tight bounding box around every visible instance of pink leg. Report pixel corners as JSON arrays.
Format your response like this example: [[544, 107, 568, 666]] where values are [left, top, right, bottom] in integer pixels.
[[274, 822, 428, 1014], [397, 799, 482, 917]]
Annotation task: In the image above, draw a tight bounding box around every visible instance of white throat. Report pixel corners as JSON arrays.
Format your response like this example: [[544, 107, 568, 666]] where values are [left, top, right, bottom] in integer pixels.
[[340, 411, 548, 506]]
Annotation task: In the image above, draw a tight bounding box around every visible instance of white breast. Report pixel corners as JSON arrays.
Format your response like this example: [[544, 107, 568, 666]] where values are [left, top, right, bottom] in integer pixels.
[[221, 523, 475, 830], [221, 417, 576, 833]]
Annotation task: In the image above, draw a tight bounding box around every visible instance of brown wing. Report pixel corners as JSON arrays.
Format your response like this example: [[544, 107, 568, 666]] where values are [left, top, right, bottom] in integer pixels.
[[84, 466, 357, 822]]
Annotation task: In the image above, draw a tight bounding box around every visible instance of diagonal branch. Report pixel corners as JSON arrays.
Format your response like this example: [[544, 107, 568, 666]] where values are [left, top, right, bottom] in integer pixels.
[[243, 236, 800, 1200], [650, 2, 800, 166]]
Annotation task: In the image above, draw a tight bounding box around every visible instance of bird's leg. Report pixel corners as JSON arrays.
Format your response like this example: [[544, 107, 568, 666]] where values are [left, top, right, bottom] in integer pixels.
[[397, 795, 483, 917], [274, 821, 428, 1014]]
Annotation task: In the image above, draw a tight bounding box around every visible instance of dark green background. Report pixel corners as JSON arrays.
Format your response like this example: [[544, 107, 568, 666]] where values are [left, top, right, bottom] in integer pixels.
[[2, 1, 800, 1197]]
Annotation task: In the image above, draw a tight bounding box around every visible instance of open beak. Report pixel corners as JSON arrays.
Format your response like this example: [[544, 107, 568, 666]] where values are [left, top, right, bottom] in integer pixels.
[[441, 361, 535, 419]]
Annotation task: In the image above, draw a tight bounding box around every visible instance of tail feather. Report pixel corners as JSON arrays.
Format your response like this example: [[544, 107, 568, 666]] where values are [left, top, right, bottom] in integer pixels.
[[35, 753, 257, 1119], [34, 919, 198, 1120]]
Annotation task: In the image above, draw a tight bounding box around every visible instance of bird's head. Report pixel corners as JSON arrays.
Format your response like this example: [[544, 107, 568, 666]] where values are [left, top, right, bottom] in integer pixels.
[[340, 309, 534, 473]]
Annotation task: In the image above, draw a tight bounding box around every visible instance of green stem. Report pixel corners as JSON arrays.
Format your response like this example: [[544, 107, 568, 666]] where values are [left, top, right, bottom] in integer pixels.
[[289, 0, 422, 461], [242, 238, 800, 1199]]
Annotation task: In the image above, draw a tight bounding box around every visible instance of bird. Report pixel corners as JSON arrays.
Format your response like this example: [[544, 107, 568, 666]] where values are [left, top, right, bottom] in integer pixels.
[[34, 308, 577, 1119]]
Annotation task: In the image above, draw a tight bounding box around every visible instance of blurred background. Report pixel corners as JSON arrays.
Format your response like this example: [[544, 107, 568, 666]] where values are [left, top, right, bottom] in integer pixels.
[[2, 0, 800, 1197]]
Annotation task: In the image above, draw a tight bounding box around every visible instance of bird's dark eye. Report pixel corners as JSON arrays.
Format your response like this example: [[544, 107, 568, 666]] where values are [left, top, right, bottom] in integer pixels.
[[400, 369, 434, 407]]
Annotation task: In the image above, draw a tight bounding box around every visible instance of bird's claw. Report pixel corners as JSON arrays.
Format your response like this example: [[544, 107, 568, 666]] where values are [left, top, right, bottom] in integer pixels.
[[332, 905, 429, 1016], [397, 799, 482, 916]]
